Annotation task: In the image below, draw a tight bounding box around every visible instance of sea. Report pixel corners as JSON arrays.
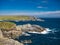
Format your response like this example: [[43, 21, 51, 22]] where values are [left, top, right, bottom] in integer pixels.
[[15, 18, 60, 45]]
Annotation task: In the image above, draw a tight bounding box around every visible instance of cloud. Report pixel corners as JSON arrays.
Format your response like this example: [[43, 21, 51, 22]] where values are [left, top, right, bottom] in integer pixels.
[[0, 10, 60, 18], [33, 10, 60, 18], [37, 6, 47, 8], [35, 11, 60, 15], [37, 6, 44, 8]]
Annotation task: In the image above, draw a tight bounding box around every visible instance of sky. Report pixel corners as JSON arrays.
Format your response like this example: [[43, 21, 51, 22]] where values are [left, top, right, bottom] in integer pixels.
[[0, 0, 60, 18]]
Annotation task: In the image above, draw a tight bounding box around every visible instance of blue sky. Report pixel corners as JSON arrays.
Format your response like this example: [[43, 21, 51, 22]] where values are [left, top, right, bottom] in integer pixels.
[[0, 0, 60, 18]]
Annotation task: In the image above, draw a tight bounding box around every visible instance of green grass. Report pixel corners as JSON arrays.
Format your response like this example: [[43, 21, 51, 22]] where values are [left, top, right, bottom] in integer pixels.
[[0, 22, 16, 30], [0, 16, 35, 21]]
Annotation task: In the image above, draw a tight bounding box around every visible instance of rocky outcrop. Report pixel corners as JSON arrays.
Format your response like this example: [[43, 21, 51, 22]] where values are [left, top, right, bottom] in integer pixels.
[[0, 22, 23, 45], [0, 29, 23, 45], [0, 22, 45, 38], [1, 28, 22, 39], [0, 38, 23, 45], [16, 24, 45, 33], [0, 22, 46, 45], [0, 22, 22, 39]]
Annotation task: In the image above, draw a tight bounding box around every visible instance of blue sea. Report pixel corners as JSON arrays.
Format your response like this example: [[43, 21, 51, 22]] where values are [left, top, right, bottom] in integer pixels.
[[15, 18, 60, 45]]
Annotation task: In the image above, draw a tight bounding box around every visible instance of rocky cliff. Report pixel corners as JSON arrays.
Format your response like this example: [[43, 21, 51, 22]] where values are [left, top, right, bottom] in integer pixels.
[[0, 22, 46, 45], [0, 22, 23, 45], [0, 38, 23, 45], [0, 29, 23, 45]]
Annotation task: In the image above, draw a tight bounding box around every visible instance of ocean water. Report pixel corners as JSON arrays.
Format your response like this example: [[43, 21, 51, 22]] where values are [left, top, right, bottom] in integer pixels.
[[15, 18, 60, 45]]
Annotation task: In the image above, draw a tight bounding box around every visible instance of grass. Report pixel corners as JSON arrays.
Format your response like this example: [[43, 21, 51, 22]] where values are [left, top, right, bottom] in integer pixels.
[[0, 16, 35, 21], [0, 22, 16, 30]]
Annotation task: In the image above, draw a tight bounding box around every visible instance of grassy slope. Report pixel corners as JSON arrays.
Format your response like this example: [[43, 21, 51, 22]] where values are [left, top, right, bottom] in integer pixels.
[[0, 22, 16, 30]]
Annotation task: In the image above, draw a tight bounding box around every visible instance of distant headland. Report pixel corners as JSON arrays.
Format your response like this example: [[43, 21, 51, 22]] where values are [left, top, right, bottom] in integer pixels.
[[0, 16, 44, 22]]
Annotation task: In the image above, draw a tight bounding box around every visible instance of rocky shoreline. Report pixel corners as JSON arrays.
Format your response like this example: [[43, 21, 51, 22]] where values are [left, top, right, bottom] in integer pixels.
[[0, 22, 46, 45]]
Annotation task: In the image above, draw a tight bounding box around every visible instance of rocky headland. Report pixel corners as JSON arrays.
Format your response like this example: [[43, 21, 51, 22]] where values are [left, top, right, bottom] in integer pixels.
[[0, 16, 44, 22], [0, 21, 46, 45]]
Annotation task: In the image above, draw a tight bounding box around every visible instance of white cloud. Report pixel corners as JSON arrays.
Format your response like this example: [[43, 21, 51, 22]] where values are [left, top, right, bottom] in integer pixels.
[[37, 6, 47, 9], [37, 6, 44, 8], [20, 10, 59, 15], [0, 10, 60, 17], [35, 11, 60, 15]]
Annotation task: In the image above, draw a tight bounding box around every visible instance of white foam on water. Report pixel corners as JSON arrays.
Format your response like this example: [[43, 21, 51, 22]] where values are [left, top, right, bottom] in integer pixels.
[[40, 30, 48, 34], [28, 28, 59, 34], [45, 28, 52, 31], [40, 28, 52, 34], [28, 31, 40, 34], [28, 28, 51, 34], [22, 32, 31, 36], [49, 28, 59, 34]]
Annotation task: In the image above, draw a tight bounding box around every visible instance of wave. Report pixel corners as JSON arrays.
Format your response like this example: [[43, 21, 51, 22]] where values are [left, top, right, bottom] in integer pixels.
[[28, 28, 52, 34], [41, 28, 52, 34], [45, 28, 60, 34], [22, 32, 31, 36], [28, 28, 59, 35]]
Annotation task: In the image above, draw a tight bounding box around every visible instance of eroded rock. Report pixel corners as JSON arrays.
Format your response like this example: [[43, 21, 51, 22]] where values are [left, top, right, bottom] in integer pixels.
[[0, 38, 23, 45]]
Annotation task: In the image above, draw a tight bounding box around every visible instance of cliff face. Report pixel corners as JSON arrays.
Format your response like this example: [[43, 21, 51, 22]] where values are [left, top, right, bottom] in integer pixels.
[[0, 22, 23, 45], [1, 28, 22, 39], [0, 29, 23, 45], [0, 22, 22, 39], [0, 38, 23, 45]]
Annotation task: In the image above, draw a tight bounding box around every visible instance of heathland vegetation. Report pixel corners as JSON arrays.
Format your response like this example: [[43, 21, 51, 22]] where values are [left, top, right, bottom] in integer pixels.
[[0, 16, 36, 21]]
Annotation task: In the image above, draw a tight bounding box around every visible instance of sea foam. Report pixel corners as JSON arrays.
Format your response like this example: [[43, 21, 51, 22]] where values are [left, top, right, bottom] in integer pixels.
[[28, 28, 52, 34]]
